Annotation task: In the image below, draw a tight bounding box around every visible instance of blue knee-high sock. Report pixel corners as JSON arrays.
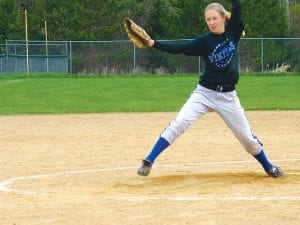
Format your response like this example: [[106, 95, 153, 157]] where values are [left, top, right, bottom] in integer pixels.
[[145, 137, 170, 164], [254, 149, 273, 171]]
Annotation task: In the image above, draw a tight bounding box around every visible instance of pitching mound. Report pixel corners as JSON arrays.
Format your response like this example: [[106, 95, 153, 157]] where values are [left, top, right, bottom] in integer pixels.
[[0, 111, 299, 225]]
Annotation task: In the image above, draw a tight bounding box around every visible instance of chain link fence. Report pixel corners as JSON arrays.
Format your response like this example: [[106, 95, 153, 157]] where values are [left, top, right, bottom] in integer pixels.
[[0, 38, 299, 74], [0, 40, 68, 73]]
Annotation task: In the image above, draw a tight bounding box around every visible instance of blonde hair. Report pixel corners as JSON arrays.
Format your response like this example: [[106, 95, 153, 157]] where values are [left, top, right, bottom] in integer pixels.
[[204, 2, 245, 36], [205, 3, 231, 23]]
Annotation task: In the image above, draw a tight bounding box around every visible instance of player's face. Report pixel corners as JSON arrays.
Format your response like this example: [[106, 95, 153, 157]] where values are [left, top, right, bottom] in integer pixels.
[[205, 9, 226, 34]]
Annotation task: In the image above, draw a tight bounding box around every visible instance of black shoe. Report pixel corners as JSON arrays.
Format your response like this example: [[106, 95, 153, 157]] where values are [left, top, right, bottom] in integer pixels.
[[266, 165, 285, 178], [137, 159, 152, 176]]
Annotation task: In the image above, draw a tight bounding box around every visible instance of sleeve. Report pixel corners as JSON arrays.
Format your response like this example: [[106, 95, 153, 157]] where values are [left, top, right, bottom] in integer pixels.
[[227, 0, 244, 39], [154, 36, 206, 56]]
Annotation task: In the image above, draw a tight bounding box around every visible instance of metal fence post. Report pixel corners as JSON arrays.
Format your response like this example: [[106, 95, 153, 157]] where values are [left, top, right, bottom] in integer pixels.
[[261, 38, 264, 73], [14, 43, 17, 73], [133, 44, 136, 73], [5, 39, 9, 73], [69, 41, 72, 74]]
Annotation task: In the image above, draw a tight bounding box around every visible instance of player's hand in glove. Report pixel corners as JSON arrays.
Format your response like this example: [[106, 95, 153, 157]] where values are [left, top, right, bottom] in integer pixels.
[[124, 18, 154, 49]]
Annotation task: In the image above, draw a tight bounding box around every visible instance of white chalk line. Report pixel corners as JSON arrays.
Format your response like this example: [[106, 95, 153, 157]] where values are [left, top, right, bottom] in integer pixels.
[[0, 80, 24, 85], [0, 159, 300, 201], [103, 195, 300, 202], [0, 167, 135, 196]]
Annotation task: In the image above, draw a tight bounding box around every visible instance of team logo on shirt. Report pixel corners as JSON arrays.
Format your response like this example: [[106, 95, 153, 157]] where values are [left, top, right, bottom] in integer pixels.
[[208, 38, 235, 68]]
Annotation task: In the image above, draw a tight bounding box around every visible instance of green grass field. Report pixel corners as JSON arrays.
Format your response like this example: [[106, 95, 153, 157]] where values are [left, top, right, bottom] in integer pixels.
[[0, 73, 299, 115]]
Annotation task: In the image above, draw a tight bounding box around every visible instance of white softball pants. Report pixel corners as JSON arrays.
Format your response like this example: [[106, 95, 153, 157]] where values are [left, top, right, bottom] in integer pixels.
[[161, 85, 263, 155]]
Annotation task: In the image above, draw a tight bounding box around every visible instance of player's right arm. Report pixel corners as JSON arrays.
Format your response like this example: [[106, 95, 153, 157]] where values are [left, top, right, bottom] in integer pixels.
[[228, 0, 242, 26], [149, 36, 206, 56], [227, 0, 244, 39]]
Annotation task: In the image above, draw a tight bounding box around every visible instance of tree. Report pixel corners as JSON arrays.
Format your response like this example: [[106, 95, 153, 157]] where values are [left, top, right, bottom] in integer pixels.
[[289, 0, 300, 36], [242, 0, 289, 37], [16, 0, 33, 9], [0, 0, 296, 43], [0, 0, 24, 41]]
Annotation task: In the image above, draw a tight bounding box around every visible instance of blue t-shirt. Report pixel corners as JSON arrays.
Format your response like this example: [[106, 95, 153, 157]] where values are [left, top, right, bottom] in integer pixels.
[[154, 0, 244, 86]]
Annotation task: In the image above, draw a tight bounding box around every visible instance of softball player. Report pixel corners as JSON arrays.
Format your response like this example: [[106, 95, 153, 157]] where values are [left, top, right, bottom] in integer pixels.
[[137, 0, 284, 178]]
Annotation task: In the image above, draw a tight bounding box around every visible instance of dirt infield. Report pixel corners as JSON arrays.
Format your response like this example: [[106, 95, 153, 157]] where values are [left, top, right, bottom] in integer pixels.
[[0, 111, 299, 225]]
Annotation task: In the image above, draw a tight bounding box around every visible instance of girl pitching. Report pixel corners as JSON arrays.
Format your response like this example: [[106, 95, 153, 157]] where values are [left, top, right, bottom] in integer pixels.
[[138, 0, 284, 178]]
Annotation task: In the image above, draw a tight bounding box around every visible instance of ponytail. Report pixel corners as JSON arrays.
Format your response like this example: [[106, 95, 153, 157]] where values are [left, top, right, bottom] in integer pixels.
[[224, 11, 231, 23]]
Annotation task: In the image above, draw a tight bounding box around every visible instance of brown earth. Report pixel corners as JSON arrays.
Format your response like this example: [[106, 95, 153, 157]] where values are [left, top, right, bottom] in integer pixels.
[[0, 111, 299, 225]]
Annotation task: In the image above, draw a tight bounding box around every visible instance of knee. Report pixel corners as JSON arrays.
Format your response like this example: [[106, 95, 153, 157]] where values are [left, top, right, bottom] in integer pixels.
[[242, 137, 263, 155], [235, 132, 263, 155], [161, 117, 192, 144], [172, 117, 192, 132]]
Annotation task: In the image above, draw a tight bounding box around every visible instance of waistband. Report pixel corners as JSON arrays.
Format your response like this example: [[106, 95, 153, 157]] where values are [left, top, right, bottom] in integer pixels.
[[199, 81, 235, 92]]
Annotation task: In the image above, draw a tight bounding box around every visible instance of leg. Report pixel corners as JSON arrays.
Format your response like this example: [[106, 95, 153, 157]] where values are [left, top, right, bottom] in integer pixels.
[[138, 86, 212, 176], [215, 91, 284, 178]]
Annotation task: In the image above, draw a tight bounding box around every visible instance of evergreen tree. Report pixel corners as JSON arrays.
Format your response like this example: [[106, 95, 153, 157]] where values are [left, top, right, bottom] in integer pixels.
[[0, 0, 296, 42], [0, 0, 23, 41], [290, 1, 300, 36], [242, 0, 288, 37]]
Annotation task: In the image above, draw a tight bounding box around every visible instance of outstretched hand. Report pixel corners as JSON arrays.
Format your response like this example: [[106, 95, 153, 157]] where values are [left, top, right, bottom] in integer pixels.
[[148, 39, 155, 47]]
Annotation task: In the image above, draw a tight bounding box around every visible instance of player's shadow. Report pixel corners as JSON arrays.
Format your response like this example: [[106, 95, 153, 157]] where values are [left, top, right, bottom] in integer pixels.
[[112, 171, 292, 194], [141, 172, 289, 188]]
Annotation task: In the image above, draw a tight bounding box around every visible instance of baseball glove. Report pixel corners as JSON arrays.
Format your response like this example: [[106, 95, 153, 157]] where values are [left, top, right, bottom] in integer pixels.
[[124, 18, 151, 49]]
